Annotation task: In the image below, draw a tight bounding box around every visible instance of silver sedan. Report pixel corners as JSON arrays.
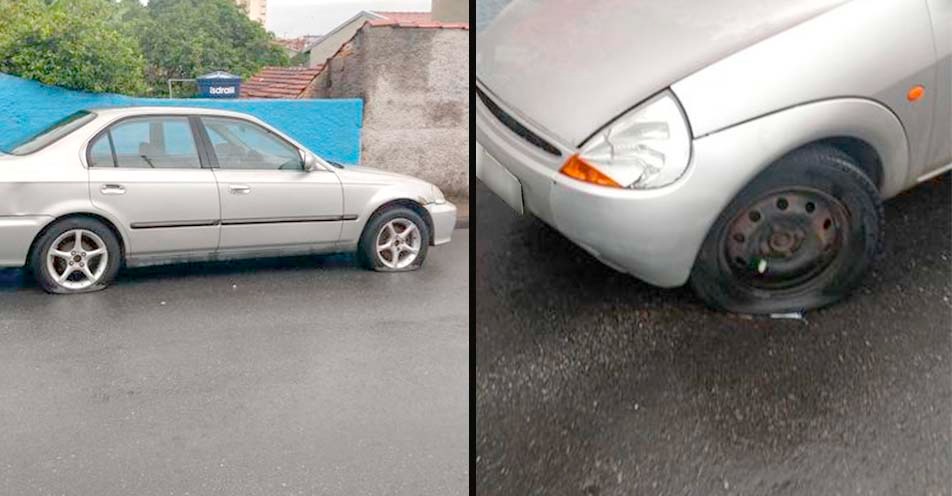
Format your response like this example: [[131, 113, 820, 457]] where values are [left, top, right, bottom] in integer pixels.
[[0, 107, 457, 294]]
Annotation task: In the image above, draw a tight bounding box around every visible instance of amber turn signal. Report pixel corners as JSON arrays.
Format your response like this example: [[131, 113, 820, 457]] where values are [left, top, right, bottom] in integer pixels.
[[907, 85, 925, 102], [559, 154, 621, 188]]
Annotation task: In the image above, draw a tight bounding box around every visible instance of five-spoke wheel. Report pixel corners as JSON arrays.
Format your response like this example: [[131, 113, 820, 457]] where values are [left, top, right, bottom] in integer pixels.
[[30, 217, 121, 294], [46, 229, 110, 291], [359, 206, 430, 272], [375, 218, 423, 269]]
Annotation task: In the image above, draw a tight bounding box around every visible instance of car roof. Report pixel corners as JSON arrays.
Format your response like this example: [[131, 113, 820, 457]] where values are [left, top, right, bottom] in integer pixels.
[[86, 106, 258, 120]]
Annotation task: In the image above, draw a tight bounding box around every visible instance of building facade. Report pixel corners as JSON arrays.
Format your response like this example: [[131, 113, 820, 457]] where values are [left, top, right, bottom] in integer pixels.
[[305, 21, 470, 198], [305, 11, 436, 69], [235, 0, 266, 24], [306, 11, 379, 68]]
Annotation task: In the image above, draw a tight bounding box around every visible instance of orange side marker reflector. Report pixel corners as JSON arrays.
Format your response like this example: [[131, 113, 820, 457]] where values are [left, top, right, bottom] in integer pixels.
[[560, 154, 621, 188], [907, 85, 925, 102]]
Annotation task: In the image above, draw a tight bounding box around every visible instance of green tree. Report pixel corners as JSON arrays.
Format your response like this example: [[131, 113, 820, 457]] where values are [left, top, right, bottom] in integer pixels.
[[0, 0, 147, 94], [137, 0, 289, 95]]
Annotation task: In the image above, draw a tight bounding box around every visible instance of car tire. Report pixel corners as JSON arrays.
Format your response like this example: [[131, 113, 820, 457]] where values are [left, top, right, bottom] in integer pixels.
[[690, 145, 883, 314], [29, 217, 122, 294], [357, 206, 430, 272]]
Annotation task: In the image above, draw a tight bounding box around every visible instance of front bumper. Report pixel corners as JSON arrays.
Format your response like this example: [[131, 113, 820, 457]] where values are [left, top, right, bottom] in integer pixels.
[[0, 215, 51, 267], [426, 202, 457, 246], [476, 91, 757, 288]]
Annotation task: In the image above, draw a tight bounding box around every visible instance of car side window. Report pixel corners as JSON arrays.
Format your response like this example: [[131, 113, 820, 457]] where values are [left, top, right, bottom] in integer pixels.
[[89, 116, 201, 169], [201, 117, 303, 171], [87, 133, 113, 167]]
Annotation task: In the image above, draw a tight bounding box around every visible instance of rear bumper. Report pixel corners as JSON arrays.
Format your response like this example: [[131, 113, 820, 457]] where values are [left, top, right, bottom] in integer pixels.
[[426, 202, 457, 246], [0, 215, 51, 267]]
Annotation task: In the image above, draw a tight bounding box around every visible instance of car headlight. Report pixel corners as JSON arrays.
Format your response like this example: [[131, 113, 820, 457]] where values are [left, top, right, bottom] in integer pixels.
[[431, 185, 447, 204], [560, 90, 692, 189]]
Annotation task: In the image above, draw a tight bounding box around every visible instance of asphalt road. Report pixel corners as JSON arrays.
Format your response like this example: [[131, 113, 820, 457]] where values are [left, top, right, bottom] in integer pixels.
[[0, 230, 469, 495], [474, 177, 951, 496]]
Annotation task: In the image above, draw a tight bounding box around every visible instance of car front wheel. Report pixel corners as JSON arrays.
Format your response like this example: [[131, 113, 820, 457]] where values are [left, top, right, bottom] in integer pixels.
[[690, 145, 884, 314], [358, 206, 430, 272]]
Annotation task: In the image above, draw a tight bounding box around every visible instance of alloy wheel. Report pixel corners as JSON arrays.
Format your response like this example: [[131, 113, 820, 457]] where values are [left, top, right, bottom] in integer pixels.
[[46, 229, 109, 291], [376, 218, 422, 269]]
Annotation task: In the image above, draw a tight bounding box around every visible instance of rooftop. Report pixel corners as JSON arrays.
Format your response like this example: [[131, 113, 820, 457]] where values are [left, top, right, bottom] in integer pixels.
[[372, 11, 433, 24], [274, 35, 324, 53], [368, 11, 468, 29], [240, 66, 324, 99]]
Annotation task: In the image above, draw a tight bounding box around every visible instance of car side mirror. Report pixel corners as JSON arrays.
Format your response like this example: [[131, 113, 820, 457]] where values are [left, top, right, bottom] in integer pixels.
[[301, 150, 320, 172]]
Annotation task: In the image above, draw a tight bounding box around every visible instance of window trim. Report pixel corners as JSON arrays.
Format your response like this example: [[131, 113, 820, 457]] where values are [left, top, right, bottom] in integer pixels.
[[198, 115, 306, 171], [84, 114, 210, 170], [5, 111, 97, 156]]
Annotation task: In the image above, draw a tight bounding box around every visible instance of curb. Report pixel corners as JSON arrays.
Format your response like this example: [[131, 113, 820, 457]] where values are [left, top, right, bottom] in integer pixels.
[[449, 196, 470, 229]]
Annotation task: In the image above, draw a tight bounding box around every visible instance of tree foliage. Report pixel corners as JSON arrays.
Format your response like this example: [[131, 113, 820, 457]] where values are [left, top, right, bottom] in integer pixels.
[[0, 0, 147, 94], [136, 0, 289, 95], [0, 0, 289, 96]]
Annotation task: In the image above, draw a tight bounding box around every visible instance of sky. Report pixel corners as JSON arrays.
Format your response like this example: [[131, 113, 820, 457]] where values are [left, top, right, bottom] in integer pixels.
[[265, 0, 432, 38]]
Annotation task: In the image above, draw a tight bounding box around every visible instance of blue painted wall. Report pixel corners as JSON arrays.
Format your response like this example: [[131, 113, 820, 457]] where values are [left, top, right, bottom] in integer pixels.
[[0, 73, 363, 164]]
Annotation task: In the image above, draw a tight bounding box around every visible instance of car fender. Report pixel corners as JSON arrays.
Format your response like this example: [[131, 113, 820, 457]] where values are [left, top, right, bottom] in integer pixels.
[[690, 97, 910, 201], [338, 181, 435, 250], [669, 0, 934, 185]]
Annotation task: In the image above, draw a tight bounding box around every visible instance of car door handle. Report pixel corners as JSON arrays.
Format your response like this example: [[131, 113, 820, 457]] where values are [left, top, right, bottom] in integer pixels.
[[100, 184, 125, 195], [229, 184, 251, 195]]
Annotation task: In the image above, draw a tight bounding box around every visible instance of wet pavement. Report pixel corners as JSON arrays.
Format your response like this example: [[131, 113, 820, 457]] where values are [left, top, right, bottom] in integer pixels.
[[474, 177, 951, 495], [0, 230, 469, 495]]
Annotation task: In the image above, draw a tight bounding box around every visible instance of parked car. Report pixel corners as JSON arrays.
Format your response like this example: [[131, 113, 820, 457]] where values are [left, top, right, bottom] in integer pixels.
[[0, 107, 456, 294], [476, 0, 951, 313]]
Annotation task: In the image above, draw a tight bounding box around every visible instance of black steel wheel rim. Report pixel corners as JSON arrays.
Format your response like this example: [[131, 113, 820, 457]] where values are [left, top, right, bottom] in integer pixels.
[[722, 187, 850, 291]]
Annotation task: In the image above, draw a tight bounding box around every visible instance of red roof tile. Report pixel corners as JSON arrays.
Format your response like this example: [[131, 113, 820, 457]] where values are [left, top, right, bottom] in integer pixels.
[[240, 66, 324, 99]]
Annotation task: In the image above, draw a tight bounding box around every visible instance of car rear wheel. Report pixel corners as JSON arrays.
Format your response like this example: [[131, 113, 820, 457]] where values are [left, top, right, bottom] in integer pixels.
[[690, 145, 883, 314], [30, 217, 122, 294], [358, 206, 430, 272]]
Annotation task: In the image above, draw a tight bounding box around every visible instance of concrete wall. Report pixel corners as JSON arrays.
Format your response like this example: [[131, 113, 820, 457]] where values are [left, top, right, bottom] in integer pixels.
[[433, 0, 469, 23], [307, 26, 469, 198], [307, 13, 376, 68], [0, 73, 363, 164]]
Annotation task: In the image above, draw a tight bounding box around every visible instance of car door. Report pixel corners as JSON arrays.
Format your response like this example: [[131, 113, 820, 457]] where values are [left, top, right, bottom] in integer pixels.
[[198, 115, 344, 252], [87, 115, 221, 256]]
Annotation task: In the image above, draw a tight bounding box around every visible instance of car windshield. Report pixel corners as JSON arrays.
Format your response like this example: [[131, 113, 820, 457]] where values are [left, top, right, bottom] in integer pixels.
[[4, 111, 96, 155]]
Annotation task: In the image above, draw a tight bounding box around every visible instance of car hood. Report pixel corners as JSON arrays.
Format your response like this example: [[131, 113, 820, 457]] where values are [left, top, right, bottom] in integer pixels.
[[335, 165, 430, 187], [476, 0, 850, 146]]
